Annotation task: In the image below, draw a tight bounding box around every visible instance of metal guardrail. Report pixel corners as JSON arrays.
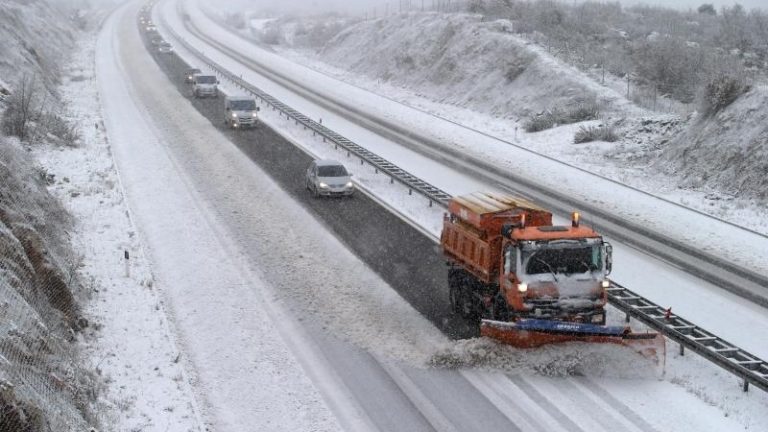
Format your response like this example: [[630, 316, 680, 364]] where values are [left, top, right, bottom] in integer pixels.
[[609, 282, 768, 392], [161, 16, 452, 208], [149, 5, 768, 394]]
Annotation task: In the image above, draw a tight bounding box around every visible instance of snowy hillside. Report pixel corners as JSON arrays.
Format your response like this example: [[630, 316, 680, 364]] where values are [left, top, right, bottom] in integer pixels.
[[310, 13, 641, 119], [0, 0, 78, 97], [658, 85, 768, 201]]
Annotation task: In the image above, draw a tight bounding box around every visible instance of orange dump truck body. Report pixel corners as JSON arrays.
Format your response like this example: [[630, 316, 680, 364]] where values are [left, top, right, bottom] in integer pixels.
[[441, 192, 552, 284]]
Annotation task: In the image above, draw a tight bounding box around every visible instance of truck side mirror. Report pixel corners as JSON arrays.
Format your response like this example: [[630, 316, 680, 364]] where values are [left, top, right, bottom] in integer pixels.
[[501, 224, 514, 239], [605, 243, 613, 275]]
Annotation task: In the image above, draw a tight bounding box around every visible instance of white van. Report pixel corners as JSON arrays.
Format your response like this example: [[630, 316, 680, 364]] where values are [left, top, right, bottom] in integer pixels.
[[192, 75, 219, 98], [224, 96, 260, 129]]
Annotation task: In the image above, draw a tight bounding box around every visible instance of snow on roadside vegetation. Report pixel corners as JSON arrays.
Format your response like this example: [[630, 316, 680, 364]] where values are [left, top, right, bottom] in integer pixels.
[[30, 27, 203, 432]]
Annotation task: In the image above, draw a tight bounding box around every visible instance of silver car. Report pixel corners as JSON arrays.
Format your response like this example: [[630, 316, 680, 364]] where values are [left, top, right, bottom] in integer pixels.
[[158, 42, 173, 54], [305, 160, 354, 197]]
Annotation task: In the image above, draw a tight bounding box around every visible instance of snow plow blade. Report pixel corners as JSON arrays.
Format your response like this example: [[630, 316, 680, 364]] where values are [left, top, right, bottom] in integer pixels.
[[480, 318, 665, 363]]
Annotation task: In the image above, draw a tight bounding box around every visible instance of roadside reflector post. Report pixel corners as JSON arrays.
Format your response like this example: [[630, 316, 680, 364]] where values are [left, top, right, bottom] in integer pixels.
[[124, 250, 130, 278]]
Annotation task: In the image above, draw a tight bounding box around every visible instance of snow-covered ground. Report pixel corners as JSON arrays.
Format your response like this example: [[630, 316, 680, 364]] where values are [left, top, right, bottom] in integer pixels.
[[31, 19, 203, 432]]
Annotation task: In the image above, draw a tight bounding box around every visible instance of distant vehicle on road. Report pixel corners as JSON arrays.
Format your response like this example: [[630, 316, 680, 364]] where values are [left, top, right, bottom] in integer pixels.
[[305, 160, 354, 197], [158, 42, 173, 54], [145, 24, 157, 32], [151, 37, 163, 46], [192, 75, 219, 98], [185, 68, 201, 83], [224, 96, 259, 129]]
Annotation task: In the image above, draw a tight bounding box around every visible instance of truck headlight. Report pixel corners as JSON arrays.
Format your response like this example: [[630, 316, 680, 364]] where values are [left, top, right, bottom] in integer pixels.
[[231, 113, 238, 118], [601, 280, 610, 288], [517, 283, 528, 293], [319, 182, 329, 189], [591, 314, 604, 323], [345, 182, 353, 188]]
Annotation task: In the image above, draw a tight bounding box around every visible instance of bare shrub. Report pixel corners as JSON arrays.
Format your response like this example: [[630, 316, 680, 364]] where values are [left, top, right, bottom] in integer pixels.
[[698, 75, 749, 117], [574, 124, 619, 143], [40, 112, 81, 147], [2, 75, 40, 141], [523, 113, 556, 132]]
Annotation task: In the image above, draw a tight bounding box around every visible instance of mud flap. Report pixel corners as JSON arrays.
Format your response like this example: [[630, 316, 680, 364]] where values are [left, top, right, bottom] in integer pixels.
[[480, 318, 666, 365]]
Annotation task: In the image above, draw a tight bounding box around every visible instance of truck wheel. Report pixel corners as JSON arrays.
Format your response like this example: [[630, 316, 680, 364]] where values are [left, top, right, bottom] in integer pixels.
[[449, 270, 478, 320], [492, 294, 510, 321]]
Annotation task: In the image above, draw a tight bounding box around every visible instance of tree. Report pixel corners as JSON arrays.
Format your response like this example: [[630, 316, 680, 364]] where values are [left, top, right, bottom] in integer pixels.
[[697, 4, 716, 16]]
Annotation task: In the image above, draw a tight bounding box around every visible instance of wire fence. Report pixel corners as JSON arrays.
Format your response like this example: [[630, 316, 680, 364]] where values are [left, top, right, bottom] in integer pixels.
[[0, 139, 94, 432]]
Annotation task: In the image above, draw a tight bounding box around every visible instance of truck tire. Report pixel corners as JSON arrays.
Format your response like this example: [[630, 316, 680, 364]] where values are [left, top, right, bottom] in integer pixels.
[[448, 269, 478, 321]]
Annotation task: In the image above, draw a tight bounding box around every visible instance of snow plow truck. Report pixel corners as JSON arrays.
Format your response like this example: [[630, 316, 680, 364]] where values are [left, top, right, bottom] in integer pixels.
[[441, 192, 663, 357]]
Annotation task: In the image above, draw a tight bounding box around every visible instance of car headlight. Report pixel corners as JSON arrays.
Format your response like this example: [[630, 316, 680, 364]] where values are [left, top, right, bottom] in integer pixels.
[[517, 283, 528, 293], [345, 182, 353, 188], [231, 113, 238, 118], [601, 280, 610, 288], [591, 314, 604, 323], [319, 182, 329, 189], [252, 112, 258, 118]]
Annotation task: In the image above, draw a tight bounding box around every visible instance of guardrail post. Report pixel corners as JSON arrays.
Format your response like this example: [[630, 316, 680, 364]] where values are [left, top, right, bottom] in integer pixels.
[[390, 178, 394, 184], [409, 189, 413, 195], [625, 312, 630, 323], [743, 378, 750, 392], [347, 151, 351, 158], [360, 158, 364, 165], [429, 200, 433, 207], [679, 344, 685, 356]]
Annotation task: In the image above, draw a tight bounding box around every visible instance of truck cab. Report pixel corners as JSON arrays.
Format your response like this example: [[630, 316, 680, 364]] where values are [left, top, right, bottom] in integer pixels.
[[224, 96, 259, 128], [441, 192, 612, 324], [192, 75, 219, 98], [498, 221, 611, 324]]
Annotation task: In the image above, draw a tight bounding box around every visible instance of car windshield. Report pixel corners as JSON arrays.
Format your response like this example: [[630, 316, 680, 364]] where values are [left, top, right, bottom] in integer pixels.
[[196, 76, 216, 84], [523, 245, 602, 276], [231, 100, 256, 110], [317, 165, 348, 177]]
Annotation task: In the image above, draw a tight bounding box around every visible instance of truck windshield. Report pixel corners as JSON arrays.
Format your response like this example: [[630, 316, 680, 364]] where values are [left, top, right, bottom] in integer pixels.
[[523, 245, 602, 276], [318, 165, 348, 177], [196, 76, 216, 84], [231, 100, 256, 110]]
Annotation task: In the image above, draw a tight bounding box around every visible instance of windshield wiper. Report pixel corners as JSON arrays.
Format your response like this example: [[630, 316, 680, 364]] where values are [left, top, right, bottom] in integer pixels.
[[535, 258, 559, 282]]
